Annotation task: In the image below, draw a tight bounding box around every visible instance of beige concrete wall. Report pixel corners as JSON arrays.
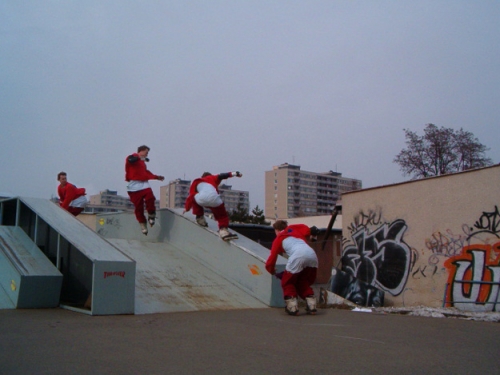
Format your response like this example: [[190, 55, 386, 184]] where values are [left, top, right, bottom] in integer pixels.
[[341, 165, 500, 311], [77, 213, 97, 231]]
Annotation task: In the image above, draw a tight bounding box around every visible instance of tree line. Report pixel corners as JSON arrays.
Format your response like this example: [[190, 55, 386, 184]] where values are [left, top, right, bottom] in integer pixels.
[[394, 123, 493, 179], [229, 204, 270, 225]]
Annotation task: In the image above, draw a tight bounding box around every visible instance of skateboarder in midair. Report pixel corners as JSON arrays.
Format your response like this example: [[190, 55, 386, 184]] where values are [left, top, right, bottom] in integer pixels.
[[184, 171, 242, 241], [266, 220, 319, 315], [125, 145, 164, 235]]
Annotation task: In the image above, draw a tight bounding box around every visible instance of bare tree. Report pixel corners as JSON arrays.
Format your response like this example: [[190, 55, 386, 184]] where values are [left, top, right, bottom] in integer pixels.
[[394, 124, 493, 179], [452, 128, 492, 171]]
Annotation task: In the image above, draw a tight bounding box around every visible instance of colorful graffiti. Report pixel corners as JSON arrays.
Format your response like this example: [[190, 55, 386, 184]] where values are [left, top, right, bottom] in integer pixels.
[[444, 242, 500, 312], [342, 219, 411, 296], [329, 267, 384, 307]]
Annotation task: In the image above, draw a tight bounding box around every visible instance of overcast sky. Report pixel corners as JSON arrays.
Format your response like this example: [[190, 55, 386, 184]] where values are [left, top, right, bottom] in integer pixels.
[[1, 1, 499, 209]]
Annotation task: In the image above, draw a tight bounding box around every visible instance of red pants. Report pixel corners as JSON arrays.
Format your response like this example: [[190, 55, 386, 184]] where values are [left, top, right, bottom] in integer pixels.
[[67, 207, 84, 216], [128, 188, 156, 223], [281, 267, 317, 299], [191, 201, 229, 229]]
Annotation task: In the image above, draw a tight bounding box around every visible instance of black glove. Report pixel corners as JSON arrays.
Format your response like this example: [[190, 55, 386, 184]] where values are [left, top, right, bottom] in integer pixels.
[[309, 226, 319, 242], [127, 155, 139, 163]]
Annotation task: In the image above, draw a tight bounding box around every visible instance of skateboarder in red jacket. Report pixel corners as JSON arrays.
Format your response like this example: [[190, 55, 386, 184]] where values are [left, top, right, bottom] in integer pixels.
[[184, 171, 242, 241], [266, 220, 319, 315], [125, 145, 164, 235], [57, 172, 87, 216]]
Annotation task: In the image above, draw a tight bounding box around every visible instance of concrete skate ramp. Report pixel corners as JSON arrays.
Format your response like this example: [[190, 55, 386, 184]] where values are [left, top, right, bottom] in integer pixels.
[[108, 239, 268, 314], [97, 208, 286, 314], [0, 197, 136, 315]]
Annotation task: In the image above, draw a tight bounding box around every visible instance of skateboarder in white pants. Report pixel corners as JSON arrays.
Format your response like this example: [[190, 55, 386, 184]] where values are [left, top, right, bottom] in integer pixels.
[[184, 171, 242, 240], [266, 220, 319, 315]]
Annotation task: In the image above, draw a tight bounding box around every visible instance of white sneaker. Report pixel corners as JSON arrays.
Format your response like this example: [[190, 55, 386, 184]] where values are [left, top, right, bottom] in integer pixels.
[[305, 296, 317, 315], [140, 222, 148, 235], [148, 215, 156, 227], [196, 215, 208, 227], [219, 228, 238, 241], [285, 297, 299, 316]]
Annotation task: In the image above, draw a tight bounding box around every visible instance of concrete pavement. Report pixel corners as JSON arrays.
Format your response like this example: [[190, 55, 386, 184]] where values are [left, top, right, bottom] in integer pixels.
[[1, 307, 499, 375]]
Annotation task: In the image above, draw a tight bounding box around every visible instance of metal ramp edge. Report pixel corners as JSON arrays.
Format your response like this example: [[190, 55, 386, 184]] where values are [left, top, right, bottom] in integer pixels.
[[97, 208, 286, 310], [0, 282, 15, 309], [0, 226, 62, 308], [0, 197, 135, 315]]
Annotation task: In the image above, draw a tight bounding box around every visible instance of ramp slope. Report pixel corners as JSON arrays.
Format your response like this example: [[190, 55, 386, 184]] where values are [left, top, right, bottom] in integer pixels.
[[98, 208, 286, 313], [109, 239, 267, 314]]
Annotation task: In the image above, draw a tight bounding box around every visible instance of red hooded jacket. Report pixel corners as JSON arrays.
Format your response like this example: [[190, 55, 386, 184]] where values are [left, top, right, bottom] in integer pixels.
[[184, 174, 222, 212], [125, 153, 159, 182], [58, 183, 86, 210], [265, 224, 311, 275]]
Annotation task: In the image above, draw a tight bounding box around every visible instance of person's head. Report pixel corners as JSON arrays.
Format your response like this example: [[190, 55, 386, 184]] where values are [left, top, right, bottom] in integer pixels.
[[201, 172, 211, 178], [57, 171, 67, 185], [273, 220, 288, 234], [57, 172, 68, 186], [137, 145, 150, 158]]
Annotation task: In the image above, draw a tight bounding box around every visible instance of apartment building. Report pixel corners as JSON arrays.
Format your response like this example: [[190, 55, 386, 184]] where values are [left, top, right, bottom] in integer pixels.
[[160, 179, 250, 214], [265, 163, 361, 219], [160, 179, 190, 209], [219, 184, 250, 213]]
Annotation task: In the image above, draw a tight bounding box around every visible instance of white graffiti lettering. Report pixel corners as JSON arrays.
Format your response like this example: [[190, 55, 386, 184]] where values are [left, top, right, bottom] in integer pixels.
[[447, 250, 500, 312]]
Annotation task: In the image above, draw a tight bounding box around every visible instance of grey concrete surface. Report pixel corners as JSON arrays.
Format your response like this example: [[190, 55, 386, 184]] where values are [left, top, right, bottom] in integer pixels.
[[99, 208, 287, 309], [1, 307, 499, 375]]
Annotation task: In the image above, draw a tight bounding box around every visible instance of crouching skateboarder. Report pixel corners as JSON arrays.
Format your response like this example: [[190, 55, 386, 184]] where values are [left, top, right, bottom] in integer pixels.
[[184, 171, 242, 241], [266, 220, 319, 315]]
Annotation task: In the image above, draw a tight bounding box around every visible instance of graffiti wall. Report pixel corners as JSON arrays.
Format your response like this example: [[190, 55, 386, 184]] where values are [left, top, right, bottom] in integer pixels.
[[340, 165, 500, 311]]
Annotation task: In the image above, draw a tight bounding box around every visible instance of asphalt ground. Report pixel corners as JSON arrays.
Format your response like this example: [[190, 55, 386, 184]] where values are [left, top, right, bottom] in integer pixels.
[[1, 307, 499, 375]]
